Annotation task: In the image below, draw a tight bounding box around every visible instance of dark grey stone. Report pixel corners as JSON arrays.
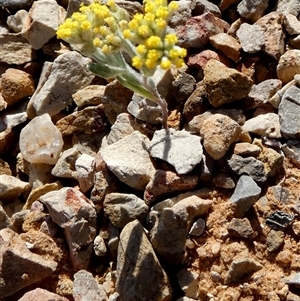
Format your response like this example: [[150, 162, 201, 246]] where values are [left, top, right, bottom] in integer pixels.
[[279, 86, 300, 139], [227, 154, 267, 183], [227, 218, 254, 239], [230, 175, 261, 217]]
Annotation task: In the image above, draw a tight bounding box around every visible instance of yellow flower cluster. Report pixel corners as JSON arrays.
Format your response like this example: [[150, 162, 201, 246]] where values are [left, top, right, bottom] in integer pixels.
[[123, 0, 187, 74], [57, 0, 130, 55]]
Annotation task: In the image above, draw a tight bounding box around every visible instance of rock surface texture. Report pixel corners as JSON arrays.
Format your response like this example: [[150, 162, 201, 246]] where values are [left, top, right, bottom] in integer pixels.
[[1, 0, 300, 300]]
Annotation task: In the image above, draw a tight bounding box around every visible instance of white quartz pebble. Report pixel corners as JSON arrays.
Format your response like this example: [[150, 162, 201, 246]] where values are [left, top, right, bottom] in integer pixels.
[[19, 113, 63, 164]]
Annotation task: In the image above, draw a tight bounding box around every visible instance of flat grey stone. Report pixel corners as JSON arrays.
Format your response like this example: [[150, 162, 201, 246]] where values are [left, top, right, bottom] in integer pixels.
[[29, 51, 94, 116], [230, 175, 262, 217], [100, 131, 155, 191], [237, 0, 269, 22], [149, 129, 203, 174], [279, 86, 300, 139], [225, 256, 262, 283], [104, 193, 149, 228], [227, 154, 267, 183], [117, 220, 172, 301], [73, 270, 107, 301]]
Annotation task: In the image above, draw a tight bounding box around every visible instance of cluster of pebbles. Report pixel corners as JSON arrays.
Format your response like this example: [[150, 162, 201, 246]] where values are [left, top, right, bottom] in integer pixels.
[[2, 0, 300, 300]]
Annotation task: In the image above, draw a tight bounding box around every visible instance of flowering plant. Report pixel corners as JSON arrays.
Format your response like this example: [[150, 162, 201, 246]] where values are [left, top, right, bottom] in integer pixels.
[[57, 0, 186, 128]]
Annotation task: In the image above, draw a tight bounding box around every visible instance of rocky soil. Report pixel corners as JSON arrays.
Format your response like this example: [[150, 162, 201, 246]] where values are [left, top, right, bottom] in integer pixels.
[[2, 0, 300, 300]]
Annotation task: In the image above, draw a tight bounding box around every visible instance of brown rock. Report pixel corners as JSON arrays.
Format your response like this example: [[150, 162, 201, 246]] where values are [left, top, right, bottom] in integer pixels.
[[55, 104, 107, 136], [209, 33, 241, 62], [1, 68, 35, 105], [177, 12, 228, 48], [144, 170, 199, 206], [203, 60, 253, 108], [102, 80, 133, 125], [255, 12, 285, 60], [187, 49, 232, 70], [18, 288, 68, 301], [0, 228, 57, 299], [20, 230, 63, 263], [277, 49, 300, 84], [200, 113, 241, 160]]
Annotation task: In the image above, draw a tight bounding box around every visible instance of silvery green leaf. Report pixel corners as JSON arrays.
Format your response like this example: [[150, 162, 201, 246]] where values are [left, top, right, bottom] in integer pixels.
[[87, 62, 125, 79]]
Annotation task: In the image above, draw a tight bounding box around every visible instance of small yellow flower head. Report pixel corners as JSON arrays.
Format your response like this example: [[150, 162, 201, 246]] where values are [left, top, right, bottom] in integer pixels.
[[121, 0, 186, 75], [57, 0, 130, 55]]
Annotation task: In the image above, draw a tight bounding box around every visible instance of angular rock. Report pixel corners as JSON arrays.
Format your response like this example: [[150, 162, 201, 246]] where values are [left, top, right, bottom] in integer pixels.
[[203, 60, 253, 107], [106, 112, 152, 145], [209, 33, 241, 62], [266, 229, 284, 252], [117, 220, 172, 301], [254, 139, 284, 178], [0, 228, 57, 299], [187, 49, 232, 71], [242, 113, 281, 139], [177, 269, 199, 299], [0, 33, 36, 64], [93, 235, 107, 257], [72, 85, 106, 109], [282, 140, 300, 168], [22, 0, 65, 49], [177, 12, 228, 48], [171, 70, 196, 103], [104, 193, 149, 228], [18, 288, 68, 301], [200, 114, 241, 160], [6, 10, 30, 33], [236, 23, 265, 54], [213, 173, 235, 189], [51, 146, 82, 179], [237, 0, 269, 22], [277, 49, 300, 84], [19, 113, 63, 164], [144, 170, 199, 206], [227, 218, 254, 239], [40, 187, 97, 270], [55, 104, 107, 136], [284, 14, 300, 35], [0, 0, 33, 9], [149, 129, 203, 174], [0, 174, 30, 202], [90, 154, 120, 212], [255, 12, 285, 60], [102, 79, 133, 125], [75, 153, 95, 193], [191, 0, 222, 17], [229, 175, 262, 217], [199, 152, 214, 181], [182, 83, 210, 121], [73, 270, 107, 301], [233, 142, 261, 157], [150, 196, 212, 265], [227, 154, 267, 183], [275, 0, 300, 16], [28, 51, 94, 116], [225, 255, 262, 283], [278, 86, 300, 139], [189, 217, 206, 236], [100, 131, 155, 191], [244, 79, 282, 109], [0, 203, 10, 230], [127, 95, 162, 125], [1, 68, 35, 105]]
